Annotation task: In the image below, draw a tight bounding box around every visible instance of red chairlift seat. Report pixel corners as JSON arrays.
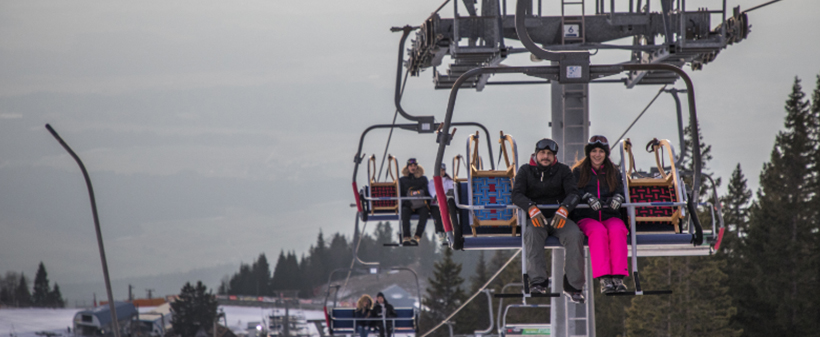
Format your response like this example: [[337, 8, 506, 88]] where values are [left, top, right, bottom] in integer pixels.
[[624, 138, 686, 233]]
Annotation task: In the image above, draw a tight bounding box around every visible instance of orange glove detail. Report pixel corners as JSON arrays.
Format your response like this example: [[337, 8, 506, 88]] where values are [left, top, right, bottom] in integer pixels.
[[550, 206, 569, 229], [528, 206, 548, 228]]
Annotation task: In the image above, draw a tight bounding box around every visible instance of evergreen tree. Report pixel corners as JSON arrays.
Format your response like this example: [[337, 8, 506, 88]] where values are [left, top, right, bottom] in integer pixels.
[[15, 274, 31, 307], [47, 283, 65, 308], [421, 249, 466, 337], [217, 276, 229, 295], [716, 164, 753, 333], [416, 232, 440, 277], [720, 164, 753, 255], [271, 250, 289, 291], [0, 272, 20, 306], [809, 74, 820, 322], [734, 77, 819, 335], [327, 233, 352, 278], [252, 254, 271, 296], [170, 281, 218, 337], [306, 231, 329, 291], [32, 262, 50, 307], [458, 251, 490, 333], [284, 252, 301, 290]]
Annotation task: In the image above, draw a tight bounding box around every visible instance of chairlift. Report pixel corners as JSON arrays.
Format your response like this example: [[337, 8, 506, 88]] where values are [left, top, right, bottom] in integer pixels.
[[351, 122, 498, 246], [322, 265, 422, 337]]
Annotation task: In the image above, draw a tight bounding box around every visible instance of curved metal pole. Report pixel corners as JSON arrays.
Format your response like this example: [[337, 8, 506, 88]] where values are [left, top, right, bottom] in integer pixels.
[[351, 213, 380, 267], [663, 88, 688, 167], [496, 282, 523, 334], [514, 0, 564, 61], [433, 65, 561, 240], [393, 26, 430, 122], [622, 64, 702, 223], [473, 289, 495, 335], [389, 267, 422, 328], [45, 124, 120, 337]]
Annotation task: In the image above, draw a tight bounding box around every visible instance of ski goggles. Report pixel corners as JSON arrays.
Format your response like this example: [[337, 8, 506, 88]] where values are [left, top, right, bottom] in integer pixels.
[[535, 138, 558, 153], [407, 158, 418, 166], [588, 135, 609, 146]]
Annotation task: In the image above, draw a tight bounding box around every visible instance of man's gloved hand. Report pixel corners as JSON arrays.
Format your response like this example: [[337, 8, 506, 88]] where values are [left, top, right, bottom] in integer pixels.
[[609, 194, 625, 210], [582, 193, 602, 211], [551, 206, 569, 229], [528, 206, 548, 228]]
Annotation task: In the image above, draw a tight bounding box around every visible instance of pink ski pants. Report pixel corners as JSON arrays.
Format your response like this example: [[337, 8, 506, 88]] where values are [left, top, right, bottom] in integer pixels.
[[577, 217, 629, 278]]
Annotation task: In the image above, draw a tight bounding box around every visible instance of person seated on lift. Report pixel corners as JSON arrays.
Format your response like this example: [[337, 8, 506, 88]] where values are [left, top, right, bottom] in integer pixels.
[[511, 138, 585, 303], [371, 292, 397, 337], [400, 158, 430, 246], [571, 135, 629, 294]]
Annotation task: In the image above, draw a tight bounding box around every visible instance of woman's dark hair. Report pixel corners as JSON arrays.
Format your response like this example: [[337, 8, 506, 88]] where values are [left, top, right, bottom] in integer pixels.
[[571, 156, 619, 192]]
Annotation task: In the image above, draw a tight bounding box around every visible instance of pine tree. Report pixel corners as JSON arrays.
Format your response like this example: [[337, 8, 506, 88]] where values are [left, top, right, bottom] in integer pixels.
[[733, 77, 818, 336], [327, 233, 352, 278], [0, 272, 20, 306], [32, 262, 50, 307], [417, 232, 440, 277], [716, 164, 753, 333], [719, 164, 753, 255], [271, 250, 289, 291], [15, 274, 31, 307], [458, 251, 490, 333], [809, 74, 820, 323], [421, 249, 466, 337], [170, 281, 218, 337], [48, 283, 65, 308], [252, 254, 271, 296]]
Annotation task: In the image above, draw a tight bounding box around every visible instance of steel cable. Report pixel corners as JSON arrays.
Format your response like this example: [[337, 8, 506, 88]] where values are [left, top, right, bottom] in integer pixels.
[[611, 84, 667, 148], [378, 68, 411, 181]]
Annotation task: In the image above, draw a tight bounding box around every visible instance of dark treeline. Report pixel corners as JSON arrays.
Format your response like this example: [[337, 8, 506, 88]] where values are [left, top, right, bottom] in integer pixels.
[[219, 222, 460, 298], [0, 262, 64, 308]]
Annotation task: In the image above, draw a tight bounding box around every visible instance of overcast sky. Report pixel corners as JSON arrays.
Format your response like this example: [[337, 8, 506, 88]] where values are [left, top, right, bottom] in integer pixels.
[[1, 0, 817, 299]]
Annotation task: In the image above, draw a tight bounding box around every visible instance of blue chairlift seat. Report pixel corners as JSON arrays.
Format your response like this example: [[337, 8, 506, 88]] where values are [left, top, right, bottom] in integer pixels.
[[464, 131, 519, 237], [329, 307, 416, 336]]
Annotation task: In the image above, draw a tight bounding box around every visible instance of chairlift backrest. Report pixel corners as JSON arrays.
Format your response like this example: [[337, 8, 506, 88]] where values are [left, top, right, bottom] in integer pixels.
[[367, 155, 400, 215], [623, 139, 686, 233], [467, 131, 519, 237]]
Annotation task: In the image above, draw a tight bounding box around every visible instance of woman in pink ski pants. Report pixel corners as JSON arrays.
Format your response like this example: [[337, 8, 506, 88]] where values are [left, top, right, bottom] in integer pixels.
[[570, 135, 628, 294]]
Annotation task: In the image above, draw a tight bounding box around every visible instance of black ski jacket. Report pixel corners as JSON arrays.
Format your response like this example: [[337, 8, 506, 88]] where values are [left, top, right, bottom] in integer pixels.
[[512, 160, 581, 218], [370, 301, 397, 329], [399, 175, 429, 208], [571, 166, 625, 222]]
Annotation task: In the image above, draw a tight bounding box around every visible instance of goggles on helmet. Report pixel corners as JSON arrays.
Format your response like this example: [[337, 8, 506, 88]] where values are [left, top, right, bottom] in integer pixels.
[[588, 135, 609, 146], [535, 139, 558, 153]]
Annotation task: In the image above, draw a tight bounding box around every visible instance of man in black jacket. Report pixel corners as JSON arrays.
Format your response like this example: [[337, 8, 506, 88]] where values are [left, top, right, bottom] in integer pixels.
[[399, 158, 430, 246], [511, 138, 585, 303], [371, 292, 397, 337]]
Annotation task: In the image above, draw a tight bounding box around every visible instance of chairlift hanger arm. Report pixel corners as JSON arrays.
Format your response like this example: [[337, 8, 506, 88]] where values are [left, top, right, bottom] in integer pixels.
[[393, 25, 435, 126]]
